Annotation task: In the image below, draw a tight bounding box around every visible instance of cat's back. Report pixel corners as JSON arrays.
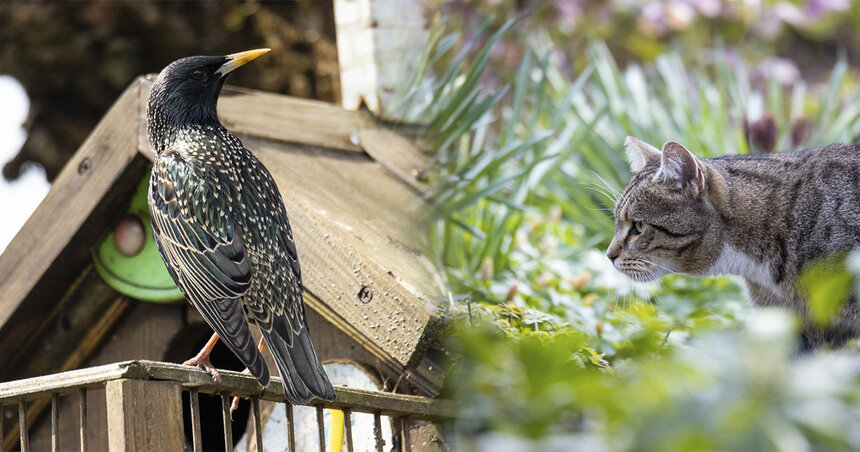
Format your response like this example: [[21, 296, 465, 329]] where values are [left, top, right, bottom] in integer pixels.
[[708, 143, 860, 270], [707, 143, 860, 174]]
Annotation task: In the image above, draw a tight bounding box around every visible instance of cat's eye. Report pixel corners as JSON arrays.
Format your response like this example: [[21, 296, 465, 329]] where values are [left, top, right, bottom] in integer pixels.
[[631, 220, 645, 234], [192, 69, 205, 80]]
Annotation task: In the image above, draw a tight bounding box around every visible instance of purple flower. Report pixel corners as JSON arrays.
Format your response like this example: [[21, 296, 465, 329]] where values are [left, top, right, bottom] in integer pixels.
[[806, 0, 849, 17]]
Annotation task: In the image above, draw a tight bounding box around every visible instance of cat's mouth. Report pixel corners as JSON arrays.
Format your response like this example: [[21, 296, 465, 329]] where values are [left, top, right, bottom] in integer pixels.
[[614, 258, 671, 282]]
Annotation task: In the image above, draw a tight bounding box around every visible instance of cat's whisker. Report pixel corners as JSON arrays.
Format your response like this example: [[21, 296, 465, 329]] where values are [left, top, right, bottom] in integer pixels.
[[589, 171, 621, 202], [583, 183, 619, 205], [637, 257, 674, 274]]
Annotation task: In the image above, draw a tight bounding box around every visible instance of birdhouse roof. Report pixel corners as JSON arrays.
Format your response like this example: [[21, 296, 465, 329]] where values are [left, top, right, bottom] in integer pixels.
[[0, 76, 444, 394]]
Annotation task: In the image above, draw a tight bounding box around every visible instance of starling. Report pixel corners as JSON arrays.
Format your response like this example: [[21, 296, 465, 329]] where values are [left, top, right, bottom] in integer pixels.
[[146, 49, 335, 404]]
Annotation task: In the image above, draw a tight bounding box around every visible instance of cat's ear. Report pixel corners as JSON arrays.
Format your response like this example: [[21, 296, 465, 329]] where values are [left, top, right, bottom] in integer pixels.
[[658, 141, 705, 194], [625, 136, 661, 172]]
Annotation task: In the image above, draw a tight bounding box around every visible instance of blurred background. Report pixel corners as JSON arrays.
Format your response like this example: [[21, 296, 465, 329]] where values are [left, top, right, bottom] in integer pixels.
[[3, 1, 860, 450]]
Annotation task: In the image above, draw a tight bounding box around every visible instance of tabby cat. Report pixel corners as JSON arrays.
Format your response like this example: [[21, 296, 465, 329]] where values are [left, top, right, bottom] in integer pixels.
[[608, 136, 860, 348]]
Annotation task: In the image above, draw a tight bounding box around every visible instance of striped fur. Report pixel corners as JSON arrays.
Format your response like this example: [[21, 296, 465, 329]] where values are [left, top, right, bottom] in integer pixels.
[[609, 137, 860, 348]]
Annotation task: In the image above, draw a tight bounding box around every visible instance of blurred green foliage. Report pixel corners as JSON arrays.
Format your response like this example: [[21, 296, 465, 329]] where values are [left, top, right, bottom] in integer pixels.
[[799, 254, 853, 326], [397, 10, 860, 451]]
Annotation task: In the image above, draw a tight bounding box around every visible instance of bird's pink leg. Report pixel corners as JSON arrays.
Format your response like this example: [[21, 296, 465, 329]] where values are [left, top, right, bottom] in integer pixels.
[[231, 336, 268, 416], [184, 333, 223, 384]]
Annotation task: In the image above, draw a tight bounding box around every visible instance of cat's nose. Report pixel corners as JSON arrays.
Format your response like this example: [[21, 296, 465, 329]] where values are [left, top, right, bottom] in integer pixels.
[[607, 249, 619, 263]]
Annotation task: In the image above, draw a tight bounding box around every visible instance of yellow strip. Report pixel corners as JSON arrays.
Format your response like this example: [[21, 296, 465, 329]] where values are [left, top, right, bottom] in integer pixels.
[[327, 409, 344, 452]]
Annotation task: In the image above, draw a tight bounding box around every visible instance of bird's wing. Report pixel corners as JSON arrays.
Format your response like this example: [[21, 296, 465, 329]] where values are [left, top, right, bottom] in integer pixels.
[[148, 150, 269, 385], [240, 151, 334, 402]]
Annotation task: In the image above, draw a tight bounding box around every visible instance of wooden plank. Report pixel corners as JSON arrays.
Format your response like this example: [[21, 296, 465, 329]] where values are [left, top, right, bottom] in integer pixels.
[[0, 362, 142, 402], [135, 361, 453, 418], [252, 397, 263, 452], [138, 77, 373, 156], [221, 396, 234, 452], [0, 267, 131, 384], [190, 389, 202, 452], [316, 405, 325, 452], [343, 408, 354, 452], [79, 389, 87, 452], [304, 292, 440, 395], [0, 361, 454, 419], [334, 0, 427, 118], [50, 394, 58, 452], [285, 403, 295, 452], [105, 379, 184, 452], [0, 267, 132, 451], [22, 294, 187, 452], [373, 412, 383, 452], [0, 79, 142, 335], [17, 401, 27, 452], [250, 139, 442, 367], [357, 128, 431, 192]]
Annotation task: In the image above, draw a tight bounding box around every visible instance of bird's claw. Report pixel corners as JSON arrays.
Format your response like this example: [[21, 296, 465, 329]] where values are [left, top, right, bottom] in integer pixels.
[[184, 356, 223, 385], [228, 367, 254, 419]]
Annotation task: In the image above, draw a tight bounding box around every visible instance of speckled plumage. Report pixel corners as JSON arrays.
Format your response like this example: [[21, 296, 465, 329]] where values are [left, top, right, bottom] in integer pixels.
[[146, 52, 334, 403]]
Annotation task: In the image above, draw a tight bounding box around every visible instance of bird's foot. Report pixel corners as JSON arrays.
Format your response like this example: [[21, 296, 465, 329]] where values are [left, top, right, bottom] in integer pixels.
[[229, 368, 254, 418], [184, 355, 223, 385]]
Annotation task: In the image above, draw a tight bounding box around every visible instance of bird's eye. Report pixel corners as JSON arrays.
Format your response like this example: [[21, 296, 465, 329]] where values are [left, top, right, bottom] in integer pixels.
[[631, 220, 646, 235], [192, 69, 205, 80]]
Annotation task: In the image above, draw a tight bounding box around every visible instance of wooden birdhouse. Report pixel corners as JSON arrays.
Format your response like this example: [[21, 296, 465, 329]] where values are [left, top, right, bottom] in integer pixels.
[[0, 74, 450, 451]]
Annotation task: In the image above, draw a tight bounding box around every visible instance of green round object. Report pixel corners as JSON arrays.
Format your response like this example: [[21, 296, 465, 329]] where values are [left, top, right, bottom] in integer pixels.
[[92, 170, 184, 303]]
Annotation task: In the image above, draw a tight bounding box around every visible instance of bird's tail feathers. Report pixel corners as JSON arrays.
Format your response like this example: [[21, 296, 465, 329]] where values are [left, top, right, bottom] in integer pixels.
[[201, 298, 271, 386], [264, 327, 335, 404]]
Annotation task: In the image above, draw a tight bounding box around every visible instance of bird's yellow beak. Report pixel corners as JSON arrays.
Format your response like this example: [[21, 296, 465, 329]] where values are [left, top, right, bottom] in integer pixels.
[[215, 48, 271, 76]]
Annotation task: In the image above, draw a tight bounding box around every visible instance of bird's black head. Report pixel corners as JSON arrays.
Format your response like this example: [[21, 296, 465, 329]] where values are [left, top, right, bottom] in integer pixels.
[[147, 49, 270, 152]]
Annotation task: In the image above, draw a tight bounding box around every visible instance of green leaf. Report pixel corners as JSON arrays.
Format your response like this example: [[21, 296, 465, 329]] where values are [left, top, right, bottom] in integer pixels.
[[798, 254, 853, 326]]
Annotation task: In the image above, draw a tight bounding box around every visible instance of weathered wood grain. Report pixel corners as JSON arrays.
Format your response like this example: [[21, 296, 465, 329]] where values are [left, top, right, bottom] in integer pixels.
[[334, 0, 427, 118], [0, 79, 141, 323], [0, 361, 455, 419], [0, 267, 131, 451], [248, 139, 442, 386], [105, 379, 184, 452], [357, 128, 431, 192], [0, 79, 144, 365]]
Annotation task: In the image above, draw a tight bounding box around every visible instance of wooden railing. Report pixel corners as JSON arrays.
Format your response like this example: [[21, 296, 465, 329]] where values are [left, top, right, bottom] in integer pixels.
[[0, 360, 453, 451]]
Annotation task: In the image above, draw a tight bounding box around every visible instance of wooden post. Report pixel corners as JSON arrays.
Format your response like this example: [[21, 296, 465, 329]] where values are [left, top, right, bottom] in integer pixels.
[[104, 379, 183, 452], [334, 0, 427, 119]]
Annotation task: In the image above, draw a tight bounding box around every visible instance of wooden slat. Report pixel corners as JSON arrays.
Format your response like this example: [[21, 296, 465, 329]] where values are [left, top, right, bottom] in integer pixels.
[[135, 361, 453, 418], [334, 0, 427, 117], [221, 395, 233, 452], [0, 267, 133, 452], [105, 379, 184, 452], [250, 138, 442, 378], [0, 362, 142, 402], [252, 397, 263, 452], [1, 266, 132, 384], [373, 412, 383, 452], [343, 408, 354, 452], [50, 394, 58, 452], [189, 389, 202, 452], [17, 401, 27, 452], [0, 361, 453, 418], [400, 417, 410, 452], [79, 389, 87, 452], [357, 129, 430, 192], [316, 405, 326, 452], [0, 79, 142, 347], [285, 403, 296, 452]]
